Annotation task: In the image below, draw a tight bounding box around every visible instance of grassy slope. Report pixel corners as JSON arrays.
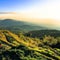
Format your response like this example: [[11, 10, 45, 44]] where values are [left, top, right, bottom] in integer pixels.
[[0, 30, 60, 60]]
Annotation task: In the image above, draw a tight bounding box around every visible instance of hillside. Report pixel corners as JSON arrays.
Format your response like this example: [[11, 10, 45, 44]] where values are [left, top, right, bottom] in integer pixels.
[[0, 19, 46, 33], [0, 30, 60, 60], [25, 30, 60, 39]]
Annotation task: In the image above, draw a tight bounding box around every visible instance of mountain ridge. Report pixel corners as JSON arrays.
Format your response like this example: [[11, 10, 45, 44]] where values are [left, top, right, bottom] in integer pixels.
[[0, 19, 47, 33]]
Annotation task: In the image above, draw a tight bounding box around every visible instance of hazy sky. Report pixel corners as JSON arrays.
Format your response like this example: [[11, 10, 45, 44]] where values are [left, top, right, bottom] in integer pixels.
[[0, 0, 60, 28]]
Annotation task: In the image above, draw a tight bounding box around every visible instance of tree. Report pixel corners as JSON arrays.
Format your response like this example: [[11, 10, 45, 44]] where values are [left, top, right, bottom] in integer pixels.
[[43, 35, 57, 46]]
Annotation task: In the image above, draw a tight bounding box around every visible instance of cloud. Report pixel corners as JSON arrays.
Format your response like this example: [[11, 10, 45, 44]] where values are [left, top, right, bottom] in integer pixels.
[[17, 0, 60, 20], [0, 12, 16, 14]]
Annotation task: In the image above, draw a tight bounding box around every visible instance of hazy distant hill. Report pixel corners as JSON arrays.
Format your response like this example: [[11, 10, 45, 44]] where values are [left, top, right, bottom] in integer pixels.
[[0, 19, 46, 33]]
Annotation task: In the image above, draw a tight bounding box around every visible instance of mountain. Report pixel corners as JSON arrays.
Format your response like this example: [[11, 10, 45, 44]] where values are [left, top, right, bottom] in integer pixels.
[[0, 19, 60, 60], [0, 19, 46, 33], [0, 30, 60, 60]]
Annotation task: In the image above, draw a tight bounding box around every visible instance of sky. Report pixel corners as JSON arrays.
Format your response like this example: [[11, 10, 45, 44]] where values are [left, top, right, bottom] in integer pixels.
[[0, 0, 60, 29]]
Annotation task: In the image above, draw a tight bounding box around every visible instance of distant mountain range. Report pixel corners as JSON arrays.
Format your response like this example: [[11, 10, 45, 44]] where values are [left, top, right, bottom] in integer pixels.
[[0, 19, 47, 33]]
